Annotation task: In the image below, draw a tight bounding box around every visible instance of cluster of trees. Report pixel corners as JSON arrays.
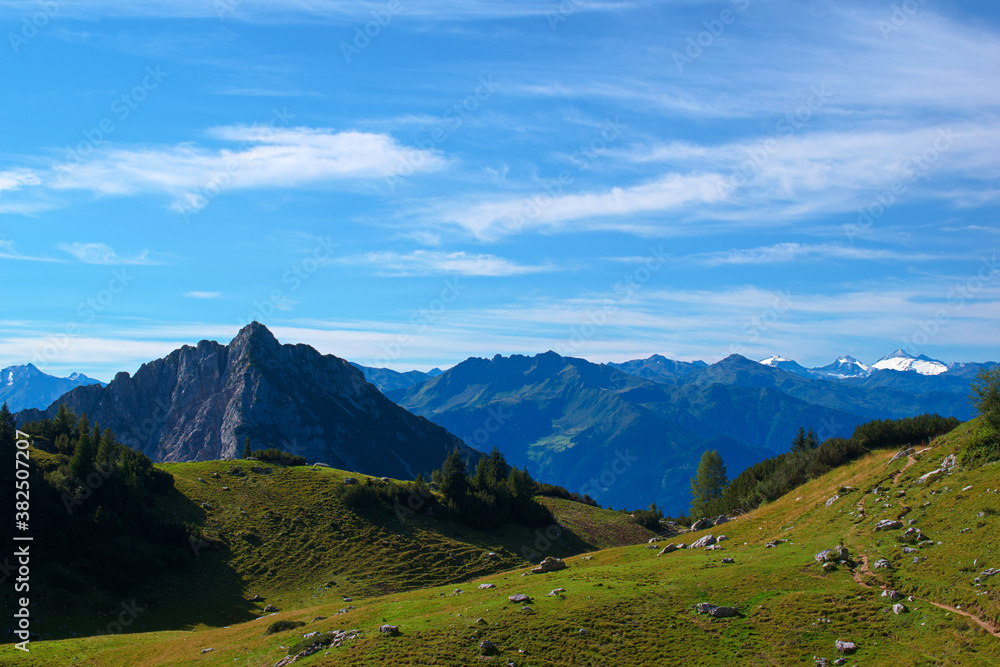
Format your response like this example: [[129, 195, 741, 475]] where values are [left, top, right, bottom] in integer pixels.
[[242, 436, 307, 466], [432, 447, 555, 529], [7, 404, 197, 587], [690, 413, 961, 519], [536, 482, 598, 507], [963, 367, 1000, 466]]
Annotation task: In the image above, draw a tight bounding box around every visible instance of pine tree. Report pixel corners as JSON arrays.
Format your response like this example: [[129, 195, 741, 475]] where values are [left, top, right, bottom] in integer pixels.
[[439, 449, 469, 502], [690, 449, 728, 518], [791, 426, 808, 452], [70, 430, 97, 479], [243, 436, 252, 459], [54, 403, 74, 435], [805, 427, 820, 449]]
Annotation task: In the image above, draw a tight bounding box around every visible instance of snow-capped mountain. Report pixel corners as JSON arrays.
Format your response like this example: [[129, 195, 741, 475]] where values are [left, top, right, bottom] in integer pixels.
[[1, 364, 104, 412], [757, 355, 814, 378], [810, 355, 873, 379], [871, 349, 948, 376]]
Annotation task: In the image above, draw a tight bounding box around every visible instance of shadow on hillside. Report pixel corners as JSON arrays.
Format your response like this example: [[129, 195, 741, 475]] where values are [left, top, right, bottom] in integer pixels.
[[32, 487, 259, 642]]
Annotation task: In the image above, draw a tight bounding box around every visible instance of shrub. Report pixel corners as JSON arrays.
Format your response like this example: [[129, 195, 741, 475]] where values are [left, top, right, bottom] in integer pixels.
[[251, 448, 307, 466], [265, 620, 305, 635]]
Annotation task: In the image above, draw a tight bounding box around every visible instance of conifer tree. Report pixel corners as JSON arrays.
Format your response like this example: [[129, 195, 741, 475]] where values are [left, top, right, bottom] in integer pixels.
[[690, 449, 728, 518]]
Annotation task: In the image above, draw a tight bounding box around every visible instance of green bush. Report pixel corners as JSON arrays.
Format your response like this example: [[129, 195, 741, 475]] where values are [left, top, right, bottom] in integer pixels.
[[265, 620, 305, 635], [251, 448, 307, 466], [960, 426, 1000, 468]]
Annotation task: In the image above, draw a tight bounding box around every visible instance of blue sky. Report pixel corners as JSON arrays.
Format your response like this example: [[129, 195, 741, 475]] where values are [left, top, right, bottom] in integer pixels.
[[1, 0, 998, 381]]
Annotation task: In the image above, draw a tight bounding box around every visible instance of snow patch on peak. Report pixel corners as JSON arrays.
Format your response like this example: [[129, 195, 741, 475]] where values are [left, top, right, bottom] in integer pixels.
[[759, 355, 792, 365], [872, 350, 948, 375]]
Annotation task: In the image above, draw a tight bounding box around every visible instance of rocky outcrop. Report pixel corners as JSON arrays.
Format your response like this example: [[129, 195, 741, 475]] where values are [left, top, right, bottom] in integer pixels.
[[696, 602, 738, 617], [874, 519, 903, 531], [16, 323, 474, 478], [531, 556, 567, 574], [691, 534, 717, 549]]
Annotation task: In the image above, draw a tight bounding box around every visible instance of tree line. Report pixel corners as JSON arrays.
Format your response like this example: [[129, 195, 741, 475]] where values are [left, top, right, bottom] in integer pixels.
[[690, 412, 961, 520]]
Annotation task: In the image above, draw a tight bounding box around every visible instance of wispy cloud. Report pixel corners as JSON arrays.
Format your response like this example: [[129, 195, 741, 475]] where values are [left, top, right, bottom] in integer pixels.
[[0, 240, 61, 263], [684, 243, 947, 267], [337, 250, 554, 276], [184, 291, 222, 299], [4, 126, 445, 215], [58, 242, 155, 265], [438, 173, 728, 240]]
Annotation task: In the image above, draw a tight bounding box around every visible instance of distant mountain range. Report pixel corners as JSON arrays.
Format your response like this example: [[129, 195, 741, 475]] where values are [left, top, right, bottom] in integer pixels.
[[755, 349, 988, 381], [389, 349, 987, 513], [15, 323, 473, 479], [7, 330, 995, 515], [350, 363, 442, 393], [0, 364, 103, 412]]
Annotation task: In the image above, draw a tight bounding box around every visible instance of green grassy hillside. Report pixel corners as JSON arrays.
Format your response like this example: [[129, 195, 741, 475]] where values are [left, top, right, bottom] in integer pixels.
[[13, 419, 1000, 666], [14, 455, 656, 650]]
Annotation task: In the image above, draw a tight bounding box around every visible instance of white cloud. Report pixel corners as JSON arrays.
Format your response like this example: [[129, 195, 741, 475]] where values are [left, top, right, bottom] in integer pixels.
[[684, 243, 946, 267], [58, 242, 155, 265], [0, 169, 41, 193], [0, 126, 444, 214], [184, 291, 222, 299], [338, 250, 553, 276], [0, 240, 61, 263], [439, 173, 728, 240]]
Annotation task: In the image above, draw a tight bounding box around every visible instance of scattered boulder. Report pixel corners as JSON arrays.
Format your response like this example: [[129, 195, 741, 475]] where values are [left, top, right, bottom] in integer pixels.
[[902, 527, 926, 542], [343, 477, 358, 485], [546, 588, 565, 596], [479, 640, 499, 656], [881, 590, 903, 600], [479, 583, 496, 589], [721, 557, 735, 564], [475, 617, 488, 624], [717, 535, 729, 542], [825, 495, 840, 508], [835, 639, 856, 654], [378, 624, 400, 637], [714, 515, 729, 525], [822, 562, 837, 571], [508, 594, 532, 604], [875, 519, 903, 531], [263, 604, 278, 613], [648, 537, 660, 544], [893, 603, 907, 614], [676, 543, 688, 549], [942, 453, 957, 469], [765, 539, 787, 548], [657, 544, 677, 556], [873, 558, 891, 570], [691, 518, 713, 531], [890, 447, 915, 462], [249, 594, 264, 602], [531, 556, 567, 574], [690, 534, 717, 549], [916, 469, 944, 484], [201, 502, 212, 510], [696, 602, 738, 618]]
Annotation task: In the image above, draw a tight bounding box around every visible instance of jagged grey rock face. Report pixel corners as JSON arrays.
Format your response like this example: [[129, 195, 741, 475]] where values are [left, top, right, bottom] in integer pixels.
[[17, 323, 471, 477]]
